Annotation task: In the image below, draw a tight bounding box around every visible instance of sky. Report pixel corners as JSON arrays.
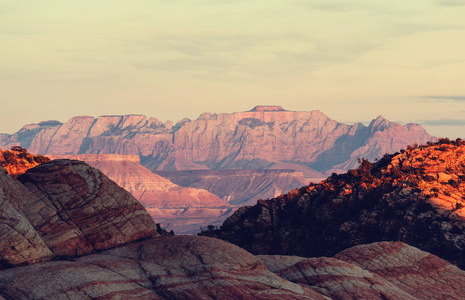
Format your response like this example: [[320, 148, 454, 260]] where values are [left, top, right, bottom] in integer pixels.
[[1, 0, 465, 138]]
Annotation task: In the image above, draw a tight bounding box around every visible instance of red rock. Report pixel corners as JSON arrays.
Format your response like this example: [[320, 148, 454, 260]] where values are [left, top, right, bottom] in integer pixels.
[[17, 159, 158, 257], [0, 166, 53, 268], [0, 236, 327, 299], [156, 169, 308, 205], [335, 242, 465, 299], [1, 108, 434, 175], [47, 154, 231, 234]]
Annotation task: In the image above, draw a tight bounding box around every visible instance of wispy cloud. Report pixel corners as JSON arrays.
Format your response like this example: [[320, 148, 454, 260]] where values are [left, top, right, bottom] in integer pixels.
[[419, 118, 465, 126], [437, 0, 465, 6], [421, 95, 465, 101]]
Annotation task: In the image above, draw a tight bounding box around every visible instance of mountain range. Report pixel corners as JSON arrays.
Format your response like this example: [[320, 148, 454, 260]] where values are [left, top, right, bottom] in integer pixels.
[[0, 106, 434, 175], [0, 106, 436, 234]]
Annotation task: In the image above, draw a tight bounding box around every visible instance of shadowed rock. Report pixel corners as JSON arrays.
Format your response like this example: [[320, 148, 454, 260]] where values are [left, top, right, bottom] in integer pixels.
[[0, 166, 53, 268]]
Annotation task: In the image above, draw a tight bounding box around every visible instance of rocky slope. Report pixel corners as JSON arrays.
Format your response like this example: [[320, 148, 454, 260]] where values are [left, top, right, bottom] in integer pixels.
[[1, 156, 465, 299], [203, 139, 465, 269], [48, 154, 231, 234], [0, 106, 434, 175]]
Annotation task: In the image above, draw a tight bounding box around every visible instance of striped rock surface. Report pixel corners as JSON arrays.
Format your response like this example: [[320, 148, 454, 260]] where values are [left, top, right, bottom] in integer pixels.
[[260, 241, 465, 300], [0, 236, 327, 300], [334, 242, 465, 300], [0, 166, 53, 268], [16, 159, 158, 257]]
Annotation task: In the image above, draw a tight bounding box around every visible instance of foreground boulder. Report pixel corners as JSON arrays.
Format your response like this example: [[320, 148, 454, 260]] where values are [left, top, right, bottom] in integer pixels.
[[261, 241, 465, 299], [0, 236, 327, 300], [0, 159, 157, 268], [0, 166, 53, 268], [17, 159, 158, 257], [1, 237, 465, 299]]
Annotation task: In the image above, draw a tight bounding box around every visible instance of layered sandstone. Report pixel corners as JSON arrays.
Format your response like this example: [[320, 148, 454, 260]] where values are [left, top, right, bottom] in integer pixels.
[[204, 139, 465, 269], [260, 241, 465, 299], [17, 159, 158, 257], [0, 107, 434, 174], [47, 154, 231, 234], [1, 237, 465, 299], [0, 166, 53, 268]]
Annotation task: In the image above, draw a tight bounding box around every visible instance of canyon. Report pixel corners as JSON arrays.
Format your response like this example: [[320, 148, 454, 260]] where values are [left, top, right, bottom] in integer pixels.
[[1, 156, 465, 299]]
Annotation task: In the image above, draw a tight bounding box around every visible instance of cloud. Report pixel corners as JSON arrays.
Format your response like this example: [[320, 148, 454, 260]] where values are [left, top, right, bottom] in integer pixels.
[[422, 95, 465, 101], [293, 0, 375, 12], [417, 118, 465, 126], [419, 118, 465, 126], [437, 0, 465, 6]]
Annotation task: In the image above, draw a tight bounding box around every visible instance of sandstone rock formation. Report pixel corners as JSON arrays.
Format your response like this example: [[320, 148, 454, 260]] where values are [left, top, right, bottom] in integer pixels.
[[17, 159, 158, 257], [48, 154, 232, 234], [2, 237, 465, 299], [203, 139, 465, 269], [2, 156, 465, 299], [260, 241, 465, 299], [0, 107, 434, 175], [0, 166, 53, 268]]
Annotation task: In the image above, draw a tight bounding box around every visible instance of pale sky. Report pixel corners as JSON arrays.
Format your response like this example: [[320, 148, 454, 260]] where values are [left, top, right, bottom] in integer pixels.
[[1, 0, 465, 138]]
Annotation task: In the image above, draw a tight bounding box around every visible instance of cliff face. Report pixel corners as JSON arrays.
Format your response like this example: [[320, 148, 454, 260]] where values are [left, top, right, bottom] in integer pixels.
[[1, 107, 435, 175], [204, 139, 465, 269], [2, 152, 465, 299]]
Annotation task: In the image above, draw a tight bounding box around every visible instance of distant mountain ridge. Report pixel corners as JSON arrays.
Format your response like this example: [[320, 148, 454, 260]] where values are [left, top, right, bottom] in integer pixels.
[[0, 106, 435, 175]]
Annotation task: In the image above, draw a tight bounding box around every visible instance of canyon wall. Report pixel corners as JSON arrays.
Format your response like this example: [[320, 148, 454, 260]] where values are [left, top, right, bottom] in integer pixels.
[[0, 106, 435, 175]]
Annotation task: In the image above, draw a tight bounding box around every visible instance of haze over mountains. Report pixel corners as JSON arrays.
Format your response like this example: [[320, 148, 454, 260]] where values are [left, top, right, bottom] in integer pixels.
[[0, 106, 435, 175]]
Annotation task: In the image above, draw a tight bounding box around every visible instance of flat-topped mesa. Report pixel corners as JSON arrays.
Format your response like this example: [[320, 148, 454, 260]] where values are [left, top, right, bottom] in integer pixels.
[[249, 105, 286, 112], [47, 154, 140, 163]]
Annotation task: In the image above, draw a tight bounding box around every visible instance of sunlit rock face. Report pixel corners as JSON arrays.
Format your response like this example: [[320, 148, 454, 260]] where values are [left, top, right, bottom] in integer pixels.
[[0, 147, 50, 178], [1, 107, 434, 175], [204, 139, 465, 269]]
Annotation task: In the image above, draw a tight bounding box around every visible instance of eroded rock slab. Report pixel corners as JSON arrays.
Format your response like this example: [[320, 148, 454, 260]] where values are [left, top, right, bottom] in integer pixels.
[[0, 166, 52, 268], [0, 236, 327, 300], [334, 242, 465, 299], [17, 159, 158, 257]]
